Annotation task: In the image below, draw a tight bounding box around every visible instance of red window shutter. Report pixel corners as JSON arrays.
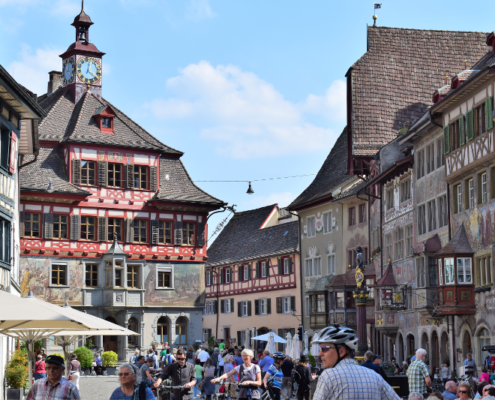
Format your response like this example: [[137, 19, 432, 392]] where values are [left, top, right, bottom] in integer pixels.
[[9, 133, 17, 174]]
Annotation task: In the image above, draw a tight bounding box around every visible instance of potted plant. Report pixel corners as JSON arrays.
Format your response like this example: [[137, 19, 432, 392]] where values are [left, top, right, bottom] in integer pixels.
[[5, 348, 28, 400], [101, 351, 118, 375], [73, 347, 94, 375]]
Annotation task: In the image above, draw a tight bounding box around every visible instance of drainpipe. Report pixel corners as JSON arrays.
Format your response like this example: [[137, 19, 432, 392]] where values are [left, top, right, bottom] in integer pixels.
[[380, 183, 384, 276]]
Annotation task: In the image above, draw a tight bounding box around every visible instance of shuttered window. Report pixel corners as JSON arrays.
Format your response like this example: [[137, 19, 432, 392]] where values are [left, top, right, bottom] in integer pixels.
[[466, 109, 474, 141], [97, 161, 108, 186], [486, 97, 494, 130], [107, 163, 122, 187], [53, 215, 68, 239], [133, 219, 148, 243], [158, 221, 173, 244], [80, 216, 95, 240], [107, 218, 122, 241], [24, 213, 41, 238], [443, 125, 450, 154], [174, 221, 183, 245], [134, 165, 148, 189], [150, 166, 158, 191], [81, 160, 96, 185], [70, 215, 80, 240], [72, 159, 81, 184]]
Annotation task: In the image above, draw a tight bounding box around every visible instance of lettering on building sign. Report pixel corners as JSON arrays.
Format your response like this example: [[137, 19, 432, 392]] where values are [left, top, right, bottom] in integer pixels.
[[383, 213, 414, 234]]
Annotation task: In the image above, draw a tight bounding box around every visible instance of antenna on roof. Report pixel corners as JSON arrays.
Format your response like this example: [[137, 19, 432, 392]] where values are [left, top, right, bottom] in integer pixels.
[[464, 60, 468, 70], [373, 3, 381, 27], [445, 76, 449, 85]]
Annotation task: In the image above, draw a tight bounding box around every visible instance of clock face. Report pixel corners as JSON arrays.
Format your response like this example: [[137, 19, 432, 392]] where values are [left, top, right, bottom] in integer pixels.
[[62, 58, 75, 86], [76, 56, 102, 85]]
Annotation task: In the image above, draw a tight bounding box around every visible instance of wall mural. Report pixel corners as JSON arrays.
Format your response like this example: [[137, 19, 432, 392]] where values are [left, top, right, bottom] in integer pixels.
[[144, 262, 204, 307], [393, 259, 415, 288], [303, 209, 337, 237], [453, 204, 494, 253], [19, 257, 83, 305]]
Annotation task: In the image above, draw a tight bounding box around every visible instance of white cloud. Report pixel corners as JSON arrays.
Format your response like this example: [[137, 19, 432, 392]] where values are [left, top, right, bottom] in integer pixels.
[[50, 0, 80, 17], [186, 0, 217, 20], [143, 61, 343, 158], [243, 192, 296, 209], [302, 79, 347, 121], [8, 45, 63, 95]]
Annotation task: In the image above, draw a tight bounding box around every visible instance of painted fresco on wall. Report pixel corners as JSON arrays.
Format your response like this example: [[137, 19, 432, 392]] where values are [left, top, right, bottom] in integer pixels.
[[302, 209, 337, 237], [144, 262, 204, 307], [453, 204, 494, 253], [19, 257, 83, 304], [394, 259, 415, 288]]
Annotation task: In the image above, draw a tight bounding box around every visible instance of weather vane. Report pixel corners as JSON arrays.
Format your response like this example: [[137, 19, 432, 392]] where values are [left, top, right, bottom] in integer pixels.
[[373, 3, 382, 27]]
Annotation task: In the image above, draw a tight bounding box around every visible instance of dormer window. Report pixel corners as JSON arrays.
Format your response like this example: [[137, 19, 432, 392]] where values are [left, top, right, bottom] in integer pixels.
[[93, 105, 116, 134]]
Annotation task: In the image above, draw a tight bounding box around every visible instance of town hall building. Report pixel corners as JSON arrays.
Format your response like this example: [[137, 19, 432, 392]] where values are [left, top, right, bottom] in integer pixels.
[[18, 6, 225, 360]]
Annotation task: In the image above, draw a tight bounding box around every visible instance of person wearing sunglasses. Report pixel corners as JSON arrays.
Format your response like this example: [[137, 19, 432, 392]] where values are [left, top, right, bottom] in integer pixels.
[[154, 348, 196, 400], [26, 355, 80, 400], [458, 382, 473, 400], [311, 324, 399, 400], [109, 363, 155, 400]]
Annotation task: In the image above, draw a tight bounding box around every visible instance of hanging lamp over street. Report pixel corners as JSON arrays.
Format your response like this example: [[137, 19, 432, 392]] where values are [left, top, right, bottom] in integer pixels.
[[246, 182, 254, 194]]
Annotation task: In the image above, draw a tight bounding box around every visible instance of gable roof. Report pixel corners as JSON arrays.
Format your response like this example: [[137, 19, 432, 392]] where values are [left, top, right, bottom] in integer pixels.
[[288, 127, 350, 210], [20, 147, 90, 195], [206, 205, 299, 268], [37, 88, 182, 155], [151, 157, 224, 206], [348, 26, 488, 158]]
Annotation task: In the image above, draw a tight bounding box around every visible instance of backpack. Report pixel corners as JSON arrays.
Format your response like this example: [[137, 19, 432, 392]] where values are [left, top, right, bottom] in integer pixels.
[[164, 355, 173, 366], [211, 352, 219, 366]]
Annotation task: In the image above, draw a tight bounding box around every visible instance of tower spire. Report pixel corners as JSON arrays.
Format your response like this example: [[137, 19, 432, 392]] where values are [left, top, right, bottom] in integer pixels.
[[81, 0, 84, 11]]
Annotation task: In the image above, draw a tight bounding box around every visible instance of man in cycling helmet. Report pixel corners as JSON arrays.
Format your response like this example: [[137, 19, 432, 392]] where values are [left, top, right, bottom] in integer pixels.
[[263, 352, 285, 400], [312, 324, 399, 400]]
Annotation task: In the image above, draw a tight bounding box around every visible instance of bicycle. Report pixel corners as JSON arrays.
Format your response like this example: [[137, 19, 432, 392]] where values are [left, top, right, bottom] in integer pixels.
[[155, 383, 186, 400]]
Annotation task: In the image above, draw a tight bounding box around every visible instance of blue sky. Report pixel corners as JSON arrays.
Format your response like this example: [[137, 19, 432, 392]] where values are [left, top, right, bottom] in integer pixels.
[[1, 0, 494, 240]]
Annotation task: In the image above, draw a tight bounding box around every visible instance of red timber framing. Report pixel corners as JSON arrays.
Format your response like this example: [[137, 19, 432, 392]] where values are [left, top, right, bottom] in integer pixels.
[[205, 255, 297, 298]]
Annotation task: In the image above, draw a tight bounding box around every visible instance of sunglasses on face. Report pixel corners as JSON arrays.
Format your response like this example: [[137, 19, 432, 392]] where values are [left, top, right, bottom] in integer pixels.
[[319, 346, 336, 353], [459, 391, 468, 394], [119, 373, 131, 377], [177, 357, 186, 360]]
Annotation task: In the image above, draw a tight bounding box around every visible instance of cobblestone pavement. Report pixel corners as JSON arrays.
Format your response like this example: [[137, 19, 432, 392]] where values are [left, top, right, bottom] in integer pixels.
[[79, 376, 120, 399]]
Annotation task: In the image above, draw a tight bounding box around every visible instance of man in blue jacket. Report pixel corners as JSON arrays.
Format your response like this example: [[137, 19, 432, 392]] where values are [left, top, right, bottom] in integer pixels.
[[361, 351, 382, 374]]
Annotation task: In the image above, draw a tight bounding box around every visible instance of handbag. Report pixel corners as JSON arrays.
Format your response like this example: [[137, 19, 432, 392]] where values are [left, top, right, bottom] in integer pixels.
[[197, 380, 204, 391]]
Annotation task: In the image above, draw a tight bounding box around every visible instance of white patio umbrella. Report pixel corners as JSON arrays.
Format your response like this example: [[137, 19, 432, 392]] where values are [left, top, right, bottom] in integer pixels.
[[303, 331, 309, 355], [291, 333, 301, 361], [285, 331, 293, 358], [244, 329, 251, 349], [311, 331, 320, 357], [2, 292, 135, 388], [252, 332, 287, 343], [264, 332, 276, 354]]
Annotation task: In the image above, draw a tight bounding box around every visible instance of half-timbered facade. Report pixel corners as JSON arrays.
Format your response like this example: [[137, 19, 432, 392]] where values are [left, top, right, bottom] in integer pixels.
[[203, 205, 300, 352], [18, 8, 224, 360]]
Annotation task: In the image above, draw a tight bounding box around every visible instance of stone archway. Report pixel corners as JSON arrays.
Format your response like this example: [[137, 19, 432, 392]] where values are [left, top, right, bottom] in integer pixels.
[[397, 333, 404, 364], [406, 334, 416, 361], [431, 331, 440, 375]]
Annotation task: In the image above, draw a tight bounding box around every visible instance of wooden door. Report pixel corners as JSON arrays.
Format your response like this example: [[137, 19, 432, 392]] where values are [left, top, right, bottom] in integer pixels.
[[103, 335, 118, 353]]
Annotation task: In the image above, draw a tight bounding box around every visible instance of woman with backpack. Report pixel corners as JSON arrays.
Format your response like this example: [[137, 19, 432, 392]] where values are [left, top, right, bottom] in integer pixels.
[[293, 355, 313, 400]]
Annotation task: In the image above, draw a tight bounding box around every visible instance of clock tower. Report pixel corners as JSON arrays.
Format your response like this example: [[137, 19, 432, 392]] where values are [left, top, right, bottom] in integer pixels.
[[59, 2, 105, 104]]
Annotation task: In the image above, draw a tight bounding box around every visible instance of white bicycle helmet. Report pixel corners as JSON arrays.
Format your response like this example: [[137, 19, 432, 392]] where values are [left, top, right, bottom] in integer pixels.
[[311, 324, 358, 351]]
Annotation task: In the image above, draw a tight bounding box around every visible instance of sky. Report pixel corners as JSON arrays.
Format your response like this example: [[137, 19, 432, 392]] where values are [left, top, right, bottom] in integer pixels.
[[1, 0, 494, 242]]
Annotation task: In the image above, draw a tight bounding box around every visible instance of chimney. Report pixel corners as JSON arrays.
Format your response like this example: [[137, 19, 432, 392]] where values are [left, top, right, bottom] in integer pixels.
[[487, 32, 495, 55], [47, 71, 63, 96]]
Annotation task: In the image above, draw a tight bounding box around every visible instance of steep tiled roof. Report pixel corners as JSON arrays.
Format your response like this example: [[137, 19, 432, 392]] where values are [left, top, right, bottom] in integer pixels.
[[288, 127, 350, 210], [348, 26, 488, 157], [436, 224, 474, 255], [38, 88, 182, 155], [151, 157, 224, 205], [375, 262, 397, 287], [20, 147, 90, 195], [332, 180, 367, 202], [206, 205, 299, 267]]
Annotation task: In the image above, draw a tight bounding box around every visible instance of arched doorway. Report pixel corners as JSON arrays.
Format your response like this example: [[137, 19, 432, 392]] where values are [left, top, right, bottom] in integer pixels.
[[421, 332, 429, 355], [397, 334, 404, 364], [128, 317, 138, 347], [462, 330, 472, 361], [477, 327, 491, 368], [157, 317, 169, 344], [103, 316, 119, 353], [441, 332, 449, 367], [407, 334, 415, 361], [175, 317, 187, 345], [431, 331, 440, 375]]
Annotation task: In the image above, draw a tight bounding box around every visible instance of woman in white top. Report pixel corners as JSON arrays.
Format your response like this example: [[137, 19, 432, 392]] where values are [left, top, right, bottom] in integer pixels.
[[217, 351, 225, 377], [212, 349, 262, 400]]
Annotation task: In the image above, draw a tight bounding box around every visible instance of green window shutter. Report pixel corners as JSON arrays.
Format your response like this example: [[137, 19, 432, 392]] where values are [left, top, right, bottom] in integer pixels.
[[466, 109, 474, 141], [230, 298, 234, 311], [220, 269, 224, 284], [278, 329, 284, 351], [248, 264, 251, 280], [291, 296, 296, 312], [267, 298, 271, 314], [255, 300, 259, 315], [239, 266, 243, 282], [486, 97, 494, 130], [276, 297, 282, 313], [289, 257, 293, 274], [266, 262, 270, 277], [237, 331, 242, 346], [256, 262, 260, 278], [238, 301, 242, 317], [443, 125, 450, 154], [459, 115, 465, 147], [213, 300, 218, 314]]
